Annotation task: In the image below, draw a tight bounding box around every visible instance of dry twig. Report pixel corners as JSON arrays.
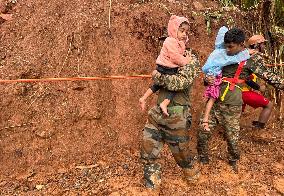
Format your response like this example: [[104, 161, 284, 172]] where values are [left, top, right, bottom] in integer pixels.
[[108, 0, 112, 28]]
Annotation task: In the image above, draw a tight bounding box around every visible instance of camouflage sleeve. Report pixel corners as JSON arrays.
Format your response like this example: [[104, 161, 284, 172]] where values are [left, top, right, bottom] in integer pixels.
[[246, 54, 284, 90], [152, 50, 201, 91]]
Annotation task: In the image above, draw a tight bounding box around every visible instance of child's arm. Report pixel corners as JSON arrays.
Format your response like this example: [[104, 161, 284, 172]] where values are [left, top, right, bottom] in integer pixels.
[[214, 26, 229, 49], [140, 88, 154, 101]]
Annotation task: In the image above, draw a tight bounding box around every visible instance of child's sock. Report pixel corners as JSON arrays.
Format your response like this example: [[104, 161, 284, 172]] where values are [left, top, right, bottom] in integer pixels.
[[160, 99, 171, 116]]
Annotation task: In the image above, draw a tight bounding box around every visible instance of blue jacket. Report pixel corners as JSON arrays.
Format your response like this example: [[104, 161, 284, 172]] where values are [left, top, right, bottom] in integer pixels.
[[202, 26, 250, 76]]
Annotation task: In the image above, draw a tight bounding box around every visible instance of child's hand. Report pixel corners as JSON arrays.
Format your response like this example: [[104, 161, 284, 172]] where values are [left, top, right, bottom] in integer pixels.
[[184, 50, 192, 63], [204, 75, 215, 85], [139, 97, 146, 111]]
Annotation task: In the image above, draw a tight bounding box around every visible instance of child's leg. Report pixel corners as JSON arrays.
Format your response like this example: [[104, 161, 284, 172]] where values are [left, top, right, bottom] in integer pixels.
[[139, 85, 161, 111], [160, 92, 175, 116], [202, 98, 216, 131]]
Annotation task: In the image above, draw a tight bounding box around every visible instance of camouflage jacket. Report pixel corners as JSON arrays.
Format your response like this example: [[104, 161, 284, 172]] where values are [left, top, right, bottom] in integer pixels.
[[153, 49, 201, 106], [220, 52, 284, 105], [246, 53, 284, 90]]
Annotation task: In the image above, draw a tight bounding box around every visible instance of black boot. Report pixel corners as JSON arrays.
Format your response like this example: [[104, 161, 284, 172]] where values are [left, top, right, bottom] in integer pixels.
[[252, 121, 265, 129], [199, 155, 209, 164], [197, 131, 211, 164], [144, 163, 161, 189], [229, 160, 238, 173]]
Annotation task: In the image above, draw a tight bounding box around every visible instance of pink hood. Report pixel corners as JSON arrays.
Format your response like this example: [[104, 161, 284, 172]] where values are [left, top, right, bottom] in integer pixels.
[[168, 15, 189, 39], [156, 15, 190, 68]]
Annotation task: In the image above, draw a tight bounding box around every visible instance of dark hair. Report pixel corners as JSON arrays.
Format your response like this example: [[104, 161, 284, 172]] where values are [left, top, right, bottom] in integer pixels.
[[180, 21, 189, 26], [224, 28, 246, 44]]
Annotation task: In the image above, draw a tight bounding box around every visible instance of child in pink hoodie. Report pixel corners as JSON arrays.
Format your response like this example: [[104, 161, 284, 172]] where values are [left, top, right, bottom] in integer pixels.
[[139, 15, 192, 116]]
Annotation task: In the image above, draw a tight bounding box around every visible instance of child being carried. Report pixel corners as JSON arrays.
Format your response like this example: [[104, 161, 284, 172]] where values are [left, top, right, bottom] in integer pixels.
[[139, 15, 192, 116]]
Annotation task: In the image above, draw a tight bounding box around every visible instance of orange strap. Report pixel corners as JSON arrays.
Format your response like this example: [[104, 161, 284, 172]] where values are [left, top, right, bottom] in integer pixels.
[[266, 63, 283, 67], [223, 61, 246, 91], [0, 74, 152, 84]]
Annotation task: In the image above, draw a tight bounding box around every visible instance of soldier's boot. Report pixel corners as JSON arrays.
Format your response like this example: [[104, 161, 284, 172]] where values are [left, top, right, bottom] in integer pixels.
[[197, 131, 211, 164], [182, 165, 200, 184], [229, 160, 238, 174], [199, 155, 209, 164], [252, 121, 265, 129], [144, 163, 162, 189]]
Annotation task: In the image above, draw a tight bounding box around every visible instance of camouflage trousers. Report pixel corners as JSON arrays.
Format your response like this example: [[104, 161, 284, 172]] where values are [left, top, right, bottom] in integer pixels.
[[197, 102, 242, 163], [141, 105, 193, 188]]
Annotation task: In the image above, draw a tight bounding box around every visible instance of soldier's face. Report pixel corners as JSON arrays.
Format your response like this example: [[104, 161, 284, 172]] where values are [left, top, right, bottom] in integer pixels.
[[225, 42, 245, 56], [258, 42, 266, 53]]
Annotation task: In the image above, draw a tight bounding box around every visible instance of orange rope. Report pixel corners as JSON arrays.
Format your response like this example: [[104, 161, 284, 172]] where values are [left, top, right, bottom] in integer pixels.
[[1, 62, 280, 84], [0, 75, 152, 84]]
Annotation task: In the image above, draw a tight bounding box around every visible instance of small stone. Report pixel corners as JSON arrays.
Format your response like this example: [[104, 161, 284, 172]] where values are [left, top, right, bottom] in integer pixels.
[[94, 23, 99, 28], [35, 184, 44, 190], [122, 164, 129, 170], [98, 179, 104, 183], [81, 168, 89, 177], [74, 181, 81, 189]]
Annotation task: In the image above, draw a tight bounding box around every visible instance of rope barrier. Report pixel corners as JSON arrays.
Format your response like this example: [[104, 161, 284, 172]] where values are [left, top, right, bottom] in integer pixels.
[[0, 74, 152, 84], [0, 62, 281, 84]]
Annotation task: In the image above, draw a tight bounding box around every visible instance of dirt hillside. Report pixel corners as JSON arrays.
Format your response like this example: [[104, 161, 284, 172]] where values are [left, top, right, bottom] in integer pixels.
[[0, 0, 283, 195]]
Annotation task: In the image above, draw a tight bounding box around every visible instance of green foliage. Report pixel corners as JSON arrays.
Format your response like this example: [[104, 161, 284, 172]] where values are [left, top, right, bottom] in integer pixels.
[[220, 0, 233, 7], [275, 0, 284, 27]]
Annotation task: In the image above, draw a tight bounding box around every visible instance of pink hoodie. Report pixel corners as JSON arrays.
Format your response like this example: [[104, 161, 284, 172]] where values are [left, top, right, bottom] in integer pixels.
[[156, 15, 189, 68]]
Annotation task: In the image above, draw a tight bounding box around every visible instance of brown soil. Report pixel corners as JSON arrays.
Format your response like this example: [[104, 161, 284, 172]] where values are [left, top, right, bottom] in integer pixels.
[[0, 0, 283, 195]]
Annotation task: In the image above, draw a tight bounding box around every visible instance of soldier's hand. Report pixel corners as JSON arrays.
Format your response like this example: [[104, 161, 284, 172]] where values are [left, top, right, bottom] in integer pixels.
[[259, 85, 266, 93], [152, 70, 158, 77]]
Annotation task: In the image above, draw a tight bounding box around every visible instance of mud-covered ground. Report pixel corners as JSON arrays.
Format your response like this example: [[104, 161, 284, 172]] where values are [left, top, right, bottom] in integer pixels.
[[0, 0, 283, 195]]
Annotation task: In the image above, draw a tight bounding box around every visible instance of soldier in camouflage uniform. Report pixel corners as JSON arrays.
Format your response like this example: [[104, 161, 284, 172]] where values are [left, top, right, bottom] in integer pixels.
[[197, 28, 284, 172], [141, 48, 201, 189]]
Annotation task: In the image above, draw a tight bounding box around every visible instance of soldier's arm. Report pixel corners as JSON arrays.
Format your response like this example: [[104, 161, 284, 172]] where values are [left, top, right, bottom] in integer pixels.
[[247, 54, 284, 90], [152, 51, 201, 91]]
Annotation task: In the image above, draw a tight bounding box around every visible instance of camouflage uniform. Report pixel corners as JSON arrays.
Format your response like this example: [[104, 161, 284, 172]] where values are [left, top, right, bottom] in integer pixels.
[[141, 49, 201, 188], [197, 53, 284, 169]]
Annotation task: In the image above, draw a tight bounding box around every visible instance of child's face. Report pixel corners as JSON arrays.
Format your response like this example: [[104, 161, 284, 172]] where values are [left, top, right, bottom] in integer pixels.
[[177, 23, 189, 42]]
